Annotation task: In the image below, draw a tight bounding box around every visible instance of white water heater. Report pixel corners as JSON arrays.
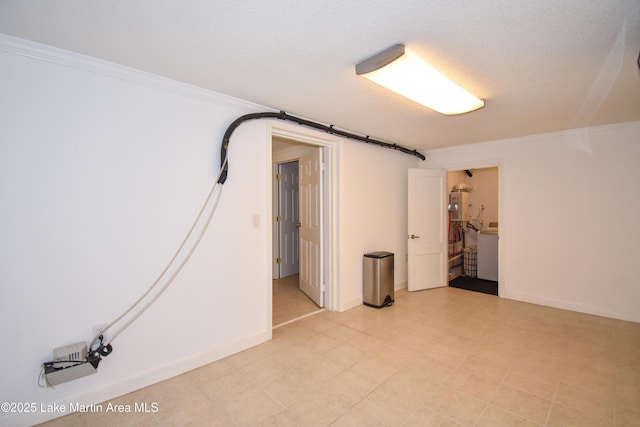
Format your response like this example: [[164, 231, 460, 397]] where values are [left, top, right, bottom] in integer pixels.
[[449, 191, 469, 221]]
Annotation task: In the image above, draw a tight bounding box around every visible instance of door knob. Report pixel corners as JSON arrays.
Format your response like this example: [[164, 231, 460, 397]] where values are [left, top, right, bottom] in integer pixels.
[[295, 223, 302, 229], [409, 234, 420, 239]]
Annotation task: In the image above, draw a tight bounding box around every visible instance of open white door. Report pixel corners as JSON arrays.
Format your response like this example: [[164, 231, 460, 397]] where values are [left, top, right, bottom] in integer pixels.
[[277, 162, 299, 278], [408, 168, 447, 291], [299, 147, 323, 307]]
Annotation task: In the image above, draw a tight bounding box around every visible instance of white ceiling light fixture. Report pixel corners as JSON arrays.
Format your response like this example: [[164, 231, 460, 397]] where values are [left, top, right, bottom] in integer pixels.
[[356, 44, 485, 115]]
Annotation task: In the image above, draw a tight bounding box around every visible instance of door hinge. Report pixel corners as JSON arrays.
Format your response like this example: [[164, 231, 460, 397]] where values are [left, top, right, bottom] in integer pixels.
[[276, 257, 282, 264], [276, 173, 281, 181], [276, 215, 282, 222]]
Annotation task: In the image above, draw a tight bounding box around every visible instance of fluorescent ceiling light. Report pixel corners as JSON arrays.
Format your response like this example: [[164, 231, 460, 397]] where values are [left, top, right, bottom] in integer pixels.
[[356, 44, 484, 115]]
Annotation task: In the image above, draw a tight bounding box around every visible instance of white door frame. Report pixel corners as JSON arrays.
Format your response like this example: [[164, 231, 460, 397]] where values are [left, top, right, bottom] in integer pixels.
[[269, 121, 340, 312]]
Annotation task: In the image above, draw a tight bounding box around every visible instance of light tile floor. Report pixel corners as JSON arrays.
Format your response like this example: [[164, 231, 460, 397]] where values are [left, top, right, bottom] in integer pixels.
[[272, 274, 321, 326], [42, 287, 640, 426]]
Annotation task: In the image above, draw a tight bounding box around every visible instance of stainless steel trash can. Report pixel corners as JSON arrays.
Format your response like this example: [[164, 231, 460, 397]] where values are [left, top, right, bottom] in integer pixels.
[[363, 251, 394, 308]]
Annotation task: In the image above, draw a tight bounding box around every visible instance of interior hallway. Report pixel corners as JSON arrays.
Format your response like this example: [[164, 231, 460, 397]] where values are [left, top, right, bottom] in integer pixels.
[[41, 287, 640, 426], [272, 274, 322, 326]]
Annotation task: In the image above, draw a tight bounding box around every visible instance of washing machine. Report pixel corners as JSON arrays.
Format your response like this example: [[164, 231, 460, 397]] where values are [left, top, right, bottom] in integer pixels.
[[477, 230, 498, 281]]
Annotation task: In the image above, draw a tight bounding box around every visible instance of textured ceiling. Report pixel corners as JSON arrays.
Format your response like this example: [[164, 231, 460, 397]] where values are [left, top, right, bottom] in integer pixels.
[[1, 0, 639, 150]]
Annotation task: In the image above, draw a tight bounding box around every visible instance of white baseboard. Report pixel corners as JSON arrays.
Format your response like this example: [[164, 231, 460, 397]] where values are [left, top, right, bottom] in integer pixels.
[[341, 282, 406, 312], [502, 291, 640, 323], [395, 281, 407, 291], [341, 297, 363, 312]]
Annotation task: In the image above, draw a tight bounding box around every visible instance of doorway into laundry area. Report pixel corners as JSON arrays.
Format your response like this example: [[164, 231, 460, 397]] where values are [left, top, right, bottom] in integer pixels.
[[446, 167, 499, 296]]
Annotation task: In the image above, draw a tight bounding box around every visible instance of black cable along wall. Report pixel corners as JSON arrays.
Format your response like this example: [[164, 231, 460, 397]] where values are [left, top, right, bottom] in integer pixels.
[[217, 111, 425, 184]]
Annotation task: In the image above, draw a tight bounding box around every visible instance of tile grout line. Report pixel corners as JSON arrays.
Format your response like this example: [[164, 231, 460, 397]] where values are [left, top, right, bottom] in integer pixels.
[[471, 364, 510, 427], [543, 316, 576, 426]]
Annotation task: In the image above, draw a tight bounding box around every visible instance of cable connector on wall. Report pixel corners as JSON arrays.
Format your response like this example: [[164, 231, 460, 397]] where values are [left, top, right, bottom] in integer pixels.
[[40, 336, 112, 387], [42, 342, 98, 386]]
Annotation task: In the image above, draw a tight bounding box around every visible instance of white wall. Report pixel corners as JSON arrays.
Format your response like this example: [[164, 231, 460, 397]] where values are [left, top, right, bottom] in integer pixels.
[[0, 36, 272, 426], [339, 142, 419, 308], [0, 35, 418, 425], [270, 127, 420, 311], [422, 122, 640, 322]]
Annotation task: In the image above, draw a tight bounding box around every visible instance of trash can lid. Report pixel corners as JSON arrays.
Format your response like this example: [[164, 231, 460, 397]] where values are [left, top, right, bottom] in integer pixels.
[[364, 251, 394, 258]]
